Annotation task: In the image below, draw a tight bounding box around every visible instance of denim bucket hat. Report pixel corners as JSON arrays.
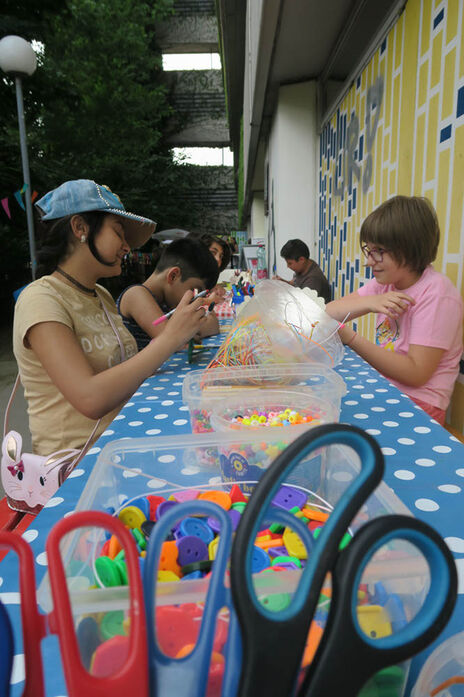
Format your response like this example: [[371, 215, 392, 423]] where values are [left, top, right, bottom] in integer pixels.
[[35, 179, 156, 249]]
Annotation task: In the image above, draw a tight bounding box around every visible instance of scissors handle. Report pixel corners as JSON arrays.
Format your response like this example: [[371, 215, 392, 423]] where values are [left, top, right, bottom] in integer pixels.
[[47, 511, 149, 697], [0, 532, 46, 697], [301, 514, 458, 697], [230, 423, 385, 697], [143, 500, 233, 697], [0, 598, 14, 697]]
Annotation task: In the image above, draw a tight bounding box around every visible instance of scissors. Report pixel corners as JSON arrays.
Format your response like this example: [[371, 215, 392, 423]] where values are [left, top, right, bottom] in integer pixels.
[[230, 423, 458, 697], [0, 510, 148, 697], [143, 498, 244, 697]]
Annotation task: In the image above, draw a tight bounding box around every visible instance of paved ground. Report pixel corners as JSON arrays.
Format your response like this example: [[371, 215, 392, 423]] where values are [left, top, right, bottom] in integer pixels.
[[0, 323, 30, 498]]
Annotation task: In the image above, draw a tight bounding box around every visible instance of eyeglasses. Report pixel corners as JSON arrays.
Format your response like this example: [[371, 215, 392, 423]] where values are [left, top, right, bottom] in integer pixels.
[[361, 245, 388, 263]]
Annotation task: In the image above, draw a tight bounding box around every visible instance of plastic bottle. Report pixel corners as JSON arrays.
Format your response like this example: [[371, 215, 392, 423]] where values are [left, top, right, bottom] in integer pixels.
[[257, 244, 268, 279]]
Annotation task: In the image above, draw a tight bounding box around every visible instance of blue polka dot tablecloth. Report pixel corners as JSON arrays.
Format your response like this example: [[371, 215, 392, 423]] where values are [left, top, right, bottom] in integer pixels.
[[1, 340, 463, 696]]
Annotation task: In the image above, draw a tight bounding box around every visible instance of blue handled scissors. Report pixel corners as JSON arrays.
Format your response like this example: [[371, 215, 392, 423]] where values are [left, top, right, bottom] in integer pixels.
[[143, 499, 242, 697], [0, 597, 14, 696], [230, 423, 458, 697]]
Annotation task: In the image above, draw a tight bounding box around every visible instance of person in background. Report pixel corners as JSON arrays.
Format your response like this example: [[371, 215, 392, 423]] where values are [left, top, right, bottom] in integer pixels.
[[117, 237, 219, 350], [275, 238, 332, 304], [13, 180, 211, 455], [326, 195, 463, 425]]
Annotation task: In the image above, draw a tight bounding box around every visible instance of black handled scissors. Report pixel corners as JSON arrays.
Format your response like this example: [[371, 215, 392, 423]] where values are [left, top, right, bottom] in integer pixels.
[[230, 423, 457, 697]]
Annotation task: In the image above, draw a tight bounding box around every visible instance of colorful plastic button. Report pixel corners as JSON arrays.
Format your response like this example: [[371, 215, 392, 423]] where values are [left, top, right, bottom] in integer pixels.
[[95, 556, 123, 587], [157, 570, 180, 582], [141, 520, 155, 539], [251, 546, 271, 573], [198, 490, 232, 510], [91, 635, 129, 676], [155, 607, 198, 658], [159, 540, 181, 576], [147, 494, 166, 520], [283, 527, 308, 559], [178, 517, 214, 544], [176, 535, 209, 567], [181, 559, 213, 576], [118, 506, 146, 530], [130, 496, 150, 519], [76, 617, 101, 670], [261, 592, 291, 612], [114, 559, 128, 585], [272, 485, 307, 511], [156, 500, 178, 520], [100, 610, 126, 641]]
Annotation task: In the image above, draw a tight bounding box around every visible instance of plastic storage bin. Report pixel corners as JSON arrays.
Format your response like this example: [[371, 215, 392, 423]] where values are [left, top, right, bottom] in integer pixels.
[[209, 388, 338, 432], [37, 428, 426, 697], [182, 363, 346, 433], [411, 631, 464, 697]]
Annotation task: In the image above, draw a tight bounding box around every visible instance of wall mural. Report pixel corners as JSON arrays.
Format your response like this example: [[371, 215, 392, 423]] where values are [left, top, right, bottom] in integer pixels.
[[318, 0, 464, 426]]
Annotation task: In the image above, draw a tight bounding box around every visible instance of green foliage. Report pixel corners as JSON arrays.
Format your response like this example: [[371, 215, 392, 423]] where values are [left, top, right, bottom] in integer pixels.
[[0, 0, 212, 313]]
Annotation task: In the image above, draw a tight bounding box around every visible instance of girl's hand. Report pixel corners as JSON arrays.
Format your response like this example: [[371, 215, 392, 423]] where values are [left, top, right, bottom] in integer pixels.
[[163, 290, 208, 348], [369, 291, 415, 319]]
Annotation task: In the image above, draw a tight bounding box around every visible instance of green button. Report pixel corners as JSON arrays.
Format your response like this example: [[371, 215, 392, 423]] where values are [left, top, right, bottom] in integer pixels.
[[269, 522, 284, 534], [95, 556, 122, 587], [114, 559, 128, 585], [271, 555, 302, 568], [100, 610, 125, 640], [132, 528, 146, 550], [339, 532, 352, 550], [231, 502, 247, 513], [261, 592, 291, 612]]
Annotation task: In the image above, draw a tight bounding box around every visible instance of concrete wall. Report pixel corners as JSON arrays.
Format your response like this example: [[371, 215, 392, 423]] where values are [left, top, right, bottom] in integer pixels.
[[266, 81, 318, 278], [318, 0, 464, 428]]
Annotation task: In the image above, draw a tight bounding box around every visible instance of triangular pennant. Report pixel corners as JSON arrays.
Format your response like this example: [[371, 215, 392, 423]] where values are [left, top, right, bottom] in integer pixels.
[[1, 198, 11, 219], [20, 183, 28, 194], [14, 190, 25, 210], [31, 190, 39, 203]]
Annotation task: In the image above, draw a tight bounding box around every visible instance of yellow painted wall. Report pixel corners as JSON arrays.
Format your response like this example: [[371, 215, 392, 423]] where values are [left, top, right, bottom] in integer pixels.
[[319, 0, 464, 429]]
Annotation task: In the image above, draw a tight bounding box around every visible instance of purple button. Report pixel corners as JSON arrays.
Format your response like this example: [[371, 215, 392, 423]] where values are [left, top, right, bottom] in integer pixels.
[[208, 508, 242, 533], [228, 508, 241, 531], [176, 535, 209, 566], [156, 500, 177, 520], [272, 485, 307, 511], [273, 561, 299, 570], [268, 546, 288, 558]]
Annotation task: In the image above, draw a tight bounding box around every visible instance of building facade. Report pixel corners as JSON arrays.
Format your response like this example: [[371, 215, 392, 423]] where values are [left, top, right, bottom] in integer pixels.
[[218, 0, 464, 429]]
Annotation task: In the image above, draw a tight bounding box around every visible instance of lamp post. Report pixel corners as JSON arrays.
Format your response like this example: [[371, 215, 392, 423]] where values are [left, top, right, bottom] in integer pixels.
[[0, 35, 38, 280]]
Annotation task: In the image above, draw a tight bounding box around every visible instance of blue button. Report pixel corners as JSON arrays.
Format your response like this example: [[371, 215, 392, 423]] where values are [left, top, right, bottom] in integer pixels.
[[178, 517, 214, 544], [251, 545, 271, 573], [130, 496, 150, 519]]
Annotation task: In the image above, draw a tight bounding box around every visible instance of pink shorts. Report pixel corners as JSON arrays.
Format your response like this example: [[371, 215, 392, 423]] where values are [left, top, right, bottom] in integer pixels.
[[410, 397, 446, 426]]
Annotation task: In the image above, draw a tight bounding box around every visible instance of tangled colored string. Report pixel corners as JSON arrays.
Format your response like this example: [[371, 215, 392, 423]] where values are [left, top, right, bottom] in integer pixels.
[[206, 314, 274, 371]]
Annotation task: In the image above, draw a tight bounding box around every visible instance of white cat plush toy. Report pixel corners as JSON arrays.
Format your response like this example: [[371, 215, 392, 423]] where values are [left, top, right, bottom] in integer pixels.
[[1, 430, 80, 514]]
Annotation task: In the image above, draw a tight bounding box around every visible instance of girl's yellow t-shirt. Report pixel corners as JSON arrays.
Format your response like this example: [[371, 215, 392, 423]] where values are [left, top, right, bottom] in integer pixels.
[[13, 275, 137, 455]]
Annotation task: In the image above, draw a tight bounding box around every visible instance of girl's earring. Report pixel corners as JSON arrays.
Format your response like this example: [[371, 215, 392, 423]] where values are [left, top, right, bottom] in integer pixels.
[[80, 235, 87, 244]]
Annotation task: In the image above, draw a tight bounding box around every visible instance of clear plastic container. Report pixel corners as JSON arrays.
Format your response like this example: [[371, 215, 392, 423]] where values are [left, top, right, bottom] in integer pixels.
[[209, 388, 337, 432], [182, 363, 346, 433], [411, 631, 464, 697], [37, 429, 425, 697]]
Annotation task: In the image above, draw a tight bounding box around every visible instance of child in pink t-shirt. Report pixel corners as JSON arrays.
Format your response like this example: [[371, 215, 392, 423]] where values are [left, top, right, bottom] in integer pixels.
[[326, 195, 463, 425]]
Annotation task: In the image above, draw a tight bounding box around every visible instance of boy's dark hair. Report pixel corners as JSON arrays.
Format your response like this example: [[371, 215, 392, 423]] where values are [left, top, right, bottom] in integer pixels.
[[156, 238, 219, 289], [360, 195, 439, 274], [280, 239, 310, 261]]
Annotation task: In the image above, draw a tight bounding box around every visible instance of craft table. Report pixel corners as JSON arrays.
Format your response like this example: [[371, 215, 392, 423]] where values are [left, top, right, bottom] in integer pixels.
[[1, 335, 463, 696]]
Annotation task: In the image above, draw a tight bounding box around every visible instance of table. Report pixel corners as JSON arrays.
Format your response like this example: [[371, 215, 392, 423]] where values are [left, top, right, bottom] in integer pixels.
[[1, 337, 463, 696]]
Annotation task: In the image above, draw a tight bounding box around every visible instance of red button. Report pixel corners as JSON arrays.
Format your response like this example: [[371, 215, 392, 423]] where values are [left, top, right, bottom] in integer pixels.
[[156, 606, 198, 657]]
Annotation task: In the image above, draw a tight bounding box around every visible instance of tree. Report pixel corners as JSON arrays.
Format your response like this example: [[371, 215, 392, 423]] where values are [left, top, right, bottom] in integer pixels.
[[0, 0, 205, 313]]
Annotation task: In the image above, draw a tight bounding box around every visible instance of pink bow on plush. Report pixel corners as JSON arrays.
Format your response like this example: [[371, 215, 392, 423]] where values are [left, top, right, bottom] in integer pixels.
[[7, 460, 24, 476]]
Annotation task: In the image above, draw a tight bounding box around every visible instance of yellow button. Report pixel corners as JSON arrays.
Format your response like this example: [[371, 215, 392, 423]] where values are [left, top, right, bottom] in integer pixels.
[[157, 570, 180, 582], [118, 506, 147, 530], [208, 536, 220, 560], [283, 527, 308, 559]]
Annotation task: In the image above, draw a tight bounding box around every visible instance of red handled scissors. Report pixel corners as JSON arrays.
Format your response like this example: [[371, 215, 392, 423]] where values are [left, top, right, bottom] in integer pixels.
[[0, 510, 148, 697]]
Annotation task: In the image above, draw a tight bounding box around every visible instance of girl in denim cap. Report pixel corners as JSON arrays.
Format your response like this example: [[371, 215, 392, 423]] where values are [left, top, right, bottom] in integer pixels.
[[326, 195, 463, 425], [13, 180, 214, 456]]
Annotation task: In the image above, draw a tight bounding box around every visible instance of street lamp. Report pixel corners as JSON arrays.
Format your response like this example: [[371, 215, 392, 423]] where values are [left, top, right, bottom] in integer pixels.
[[0, 35, 38, 279]]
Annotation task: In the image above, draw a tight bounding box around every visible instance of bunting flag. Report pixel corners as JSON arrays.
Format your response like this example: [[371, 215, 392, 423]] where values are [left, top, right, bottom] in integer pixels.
[[14, 190, 25, 210], [0, 183, 40, 219], [1, 198, 11, 219]]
